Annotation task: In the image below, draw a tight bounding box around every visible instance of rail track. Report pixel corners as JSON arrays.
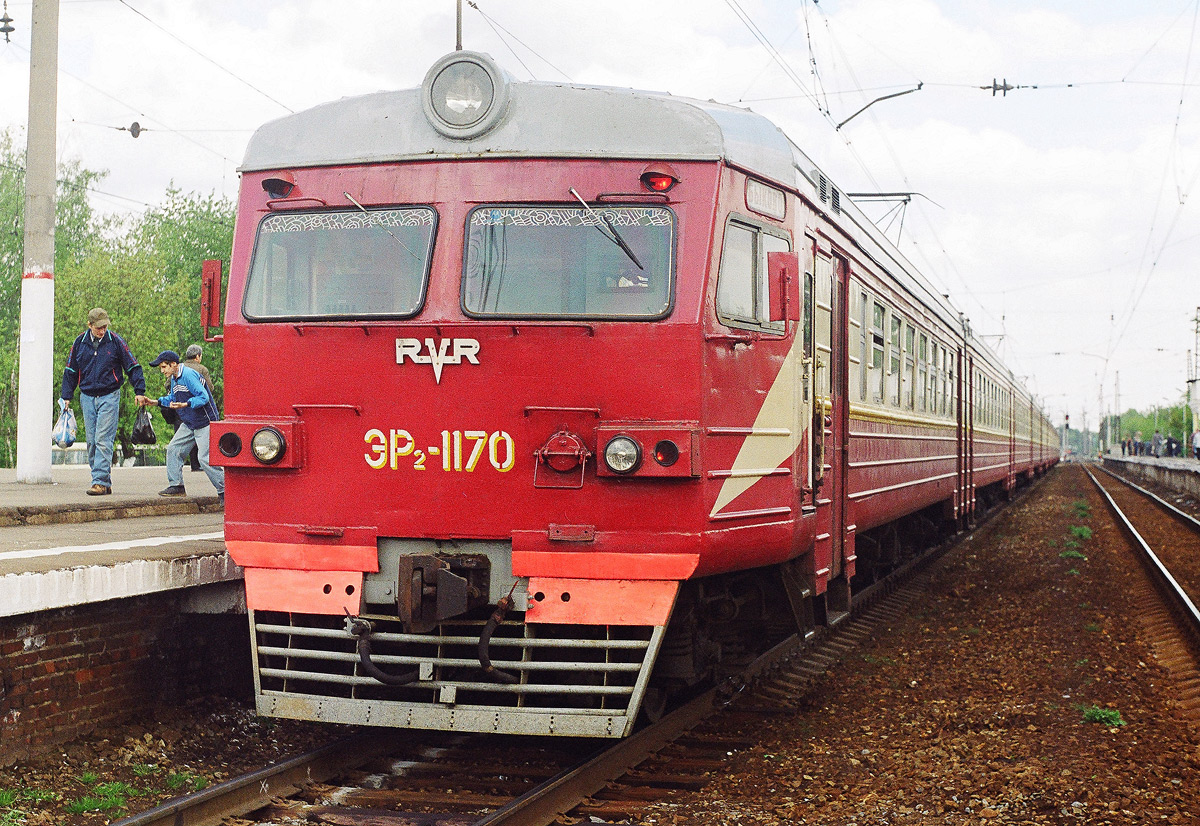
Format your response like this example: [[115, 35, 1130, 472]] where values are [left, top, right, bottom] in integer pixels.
[[1086, 464, 1200, 720], [110, 483, 1045, 826]]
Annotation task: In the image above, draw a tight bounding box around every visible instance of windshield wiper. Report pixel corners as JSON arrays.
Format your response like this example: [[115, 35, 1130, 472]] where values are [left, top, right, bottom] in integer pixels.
[[569, 187, 644, 271], [343, 192, 422, 262]]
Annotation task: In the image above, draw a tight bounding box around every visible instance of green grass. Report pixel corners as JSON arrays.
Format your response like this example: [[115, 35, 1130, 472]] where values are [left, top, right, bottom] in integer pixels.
[[1069, 525, 1093, 541], [1084, 622, 1102, 632], [1079, 704, 1126, 726], [165, 773, 207, 792], [1072, 501, 1092, 519], [1059, 549, 1088, 560], [130, 763, 160, 778], [0, 809, 25, 826], [1067, 568, 1081, 575], [0, 792, 14, 808]]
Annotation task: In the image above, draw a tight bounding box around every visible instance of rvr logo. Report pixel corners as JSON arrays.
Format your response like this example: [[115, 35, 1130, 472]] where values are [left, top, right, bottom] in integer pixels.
[[395, 337, 480, 384]]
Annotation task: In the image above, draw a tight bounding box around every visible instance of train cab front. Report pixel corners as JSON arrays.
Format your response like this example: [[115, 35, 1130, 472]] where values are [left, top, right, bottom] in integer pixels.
[[203, 53, 746, 738]]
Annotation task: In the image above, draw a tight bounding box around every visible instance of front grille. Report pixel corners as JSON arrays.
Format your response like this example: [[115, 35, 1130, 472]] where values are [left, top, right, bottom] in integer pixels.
[[250, 610, 665, 737]]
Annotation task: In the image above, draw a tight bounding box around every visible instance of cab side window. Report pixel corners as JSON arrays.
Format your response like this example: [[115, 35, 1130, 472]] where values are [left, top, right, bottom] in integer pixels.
[[716, 218, 790, 333]]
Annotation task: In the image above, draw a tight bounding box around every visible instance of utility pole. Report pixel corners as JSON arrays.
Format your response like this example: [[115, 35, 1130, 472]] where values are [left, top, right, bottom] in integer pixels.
[[1115, 372, 1121, 453], [15, 0, 59, 484]]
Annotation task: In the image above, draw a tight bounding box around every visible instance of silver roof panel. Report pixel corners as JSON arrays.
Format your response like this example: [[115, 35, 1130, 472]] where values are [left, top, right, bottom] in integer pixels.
[[241, 80, 797, 187]]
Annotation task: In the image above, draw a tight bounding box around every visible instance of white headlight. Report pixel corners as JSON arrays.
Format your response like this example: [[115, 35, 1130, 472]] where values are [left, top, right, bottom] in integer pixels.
[[604, 436, 642, 474], [251, 428, 286, 464], [422, 52, 511, 140]]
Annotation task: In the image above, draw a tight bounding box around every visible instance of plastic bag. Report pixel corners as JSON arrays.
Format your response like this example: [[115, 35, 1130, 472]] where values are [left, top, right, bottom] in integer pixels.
[[53, 402, 76, 448], [131, 407, 157, 445]]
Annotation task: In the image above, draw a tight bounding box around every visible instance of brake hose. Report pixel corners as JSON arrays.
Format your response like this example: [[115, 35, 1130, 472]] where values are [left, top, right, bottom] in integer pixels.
[[346, 615, 419, 686], [478, 596, 519, 684]]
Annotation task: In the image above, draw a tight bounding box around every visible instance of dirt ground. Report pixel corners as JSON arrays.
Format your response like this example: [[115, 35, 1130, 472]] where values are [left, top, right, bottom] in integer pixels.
[[642, 463, 1200, 825], [2, 463, 1198, 825]]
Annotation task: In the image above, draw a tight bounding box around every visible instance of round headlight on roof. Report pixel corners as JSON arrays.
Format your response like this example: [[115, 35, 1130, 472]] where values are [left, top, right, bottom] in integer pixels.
[[422, 51, 511, 140]]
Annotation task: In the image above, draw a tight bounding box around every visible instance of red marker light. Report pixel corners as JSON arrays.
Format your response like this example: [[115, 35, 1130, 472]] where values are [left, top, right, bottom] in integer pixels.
[[653, 440, 680, 467], [640, 162, 680, 193]]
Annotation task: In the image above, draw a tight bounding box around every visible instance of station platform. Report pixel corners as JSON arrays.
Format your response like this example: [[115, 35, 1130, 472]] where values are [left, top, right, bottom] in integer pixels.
[[1100, 453, 1200, 500], [0, 465, 240, 618]]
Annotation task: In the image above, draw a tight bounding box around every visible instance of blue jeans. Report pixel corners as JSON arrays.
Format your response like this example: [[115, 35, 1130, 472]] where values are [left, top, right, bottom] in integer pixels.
[[80, 390, 120, 488], [166, 422, 225, 494]]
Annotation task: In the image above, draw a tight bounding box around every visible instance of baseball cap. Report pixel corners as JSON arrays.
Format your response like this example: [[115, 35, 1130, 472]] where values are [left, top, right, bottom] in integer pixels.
[[87, 308, 110, 326], [149, 350, 180, 366]]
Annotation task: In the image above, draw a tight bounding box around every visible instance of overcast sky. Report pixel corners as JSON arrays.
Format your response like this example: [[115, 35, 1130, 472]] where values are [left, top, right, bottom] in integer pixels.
[[1, 0, 1198, 429]]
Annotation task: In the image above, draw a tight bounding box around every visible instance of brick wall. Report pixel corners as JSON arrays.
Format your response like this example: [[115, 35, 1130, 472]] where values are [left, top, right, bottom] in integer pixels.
[[0, 592, 250, 765]]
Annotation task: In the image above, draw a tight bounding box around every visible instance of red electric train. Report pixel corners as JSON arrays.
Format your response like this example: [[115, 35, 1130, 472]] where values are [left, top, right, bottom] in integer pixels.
[[205, 51, 1058, 738]]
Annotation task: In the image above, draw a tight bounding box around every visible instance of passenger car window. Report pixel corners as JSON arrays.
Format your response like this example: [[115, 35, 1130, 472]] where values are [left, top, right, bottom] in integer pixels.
[[244, 208, 436, 320], [463, 205, 674, 318], [716, 218, 790, 332]]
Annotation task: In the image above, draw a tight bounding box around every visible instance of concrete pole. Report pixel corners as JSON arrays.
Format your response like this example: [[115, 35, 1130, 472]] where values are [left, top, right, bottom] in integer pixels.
[[15, 0, 60, 484]]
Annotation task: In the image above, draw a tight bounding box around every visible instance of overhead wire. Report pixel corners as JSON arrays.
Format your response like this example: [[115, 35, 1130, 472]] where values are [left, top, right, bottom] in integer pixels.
[[1104, 0, 1200, 372], [466, 1, 572, 82], [115, 0, 294, 113]]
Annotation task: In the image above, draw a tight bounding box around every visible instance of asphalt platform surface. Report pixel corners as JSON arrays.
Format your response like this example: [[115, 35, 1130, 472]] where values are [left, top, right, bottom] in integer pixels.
[[0, 464, 221, 526]]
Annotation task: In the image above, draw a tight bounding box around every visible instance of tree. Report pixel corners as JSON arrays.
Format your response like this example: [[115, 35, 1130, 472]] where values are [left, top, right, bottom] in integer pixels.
[[0, 128, 235, 467], [0, 131, 107, 467]]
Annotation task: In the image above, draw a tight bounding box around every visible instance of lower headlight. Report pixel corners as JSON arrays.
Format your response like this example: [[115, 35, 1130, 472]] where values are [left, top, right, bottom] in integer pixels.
[[603, 435, 642, 474], [251, 427, 286, 464], [217, 432, 243, 458]]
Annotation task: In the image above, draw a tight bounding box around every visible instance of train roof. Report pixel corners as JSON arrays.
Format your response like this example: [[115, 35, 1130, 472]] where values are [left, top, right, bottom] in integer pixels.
[[242, 51, 1033, 406], [241, 57, 797, 187]]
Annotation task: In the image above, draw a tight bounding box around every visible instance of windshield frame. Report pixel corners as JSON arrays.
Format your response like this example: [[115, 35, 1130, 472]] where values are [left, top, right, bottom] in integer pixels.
[[242, 205, 439, 323], [460, 202, 677, 322]]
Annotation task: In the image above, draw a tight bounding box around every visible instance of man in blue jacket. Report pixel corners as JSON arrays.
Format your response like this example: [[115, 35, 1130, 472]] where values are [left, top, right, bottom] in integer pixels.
[[142, 350, 225, 504], [60, 308, 149, 495]]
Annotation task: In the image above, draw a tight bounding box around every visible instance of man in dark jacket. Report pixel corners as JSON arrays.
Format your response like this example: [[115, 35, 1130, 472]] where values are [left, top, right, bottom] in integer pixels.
[[60, 308, 149, 495], [141, 350, 224, 504]]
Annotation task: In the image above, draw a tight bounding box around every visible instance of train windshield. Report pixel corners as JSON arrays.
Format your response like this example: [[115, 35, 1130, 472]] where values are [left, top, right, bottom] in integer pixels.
[[243, 208, 436, 319], [463, 206, 674, 318]]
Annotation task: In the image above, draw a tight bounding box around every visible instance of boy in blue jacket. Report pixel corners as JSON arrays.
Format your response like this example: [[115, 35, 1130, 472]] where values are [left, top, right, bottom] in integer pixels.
[[60, 308, 149, 495], [141, 350, 225, 504]]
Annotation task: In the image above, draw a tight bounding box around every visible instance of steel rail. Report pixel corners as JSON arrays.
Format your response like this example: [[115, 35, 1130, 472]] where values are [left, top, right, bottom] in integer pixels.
[[107, 733, 400, 826], [1096, 463, 1200, 532], [1084, 465, 1200, 647]]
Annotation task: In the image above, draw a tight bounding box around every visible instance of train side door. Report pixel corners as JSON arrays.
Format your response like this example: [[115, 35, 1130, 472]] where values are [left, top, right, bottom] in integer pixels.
[[811, 248, 850, 617], [962, 352, 974, 523]]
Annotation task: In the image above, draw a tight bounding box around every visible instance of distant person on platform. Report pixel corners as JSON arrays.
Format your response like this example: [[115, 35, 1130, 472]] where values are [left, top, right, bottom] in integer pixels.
[[60, 308, 149, 496], [182, 344, 216, 472], [1193, 430, 1200, 460], [139, 350, 224, 505], [1152, 430, 1164, 458]]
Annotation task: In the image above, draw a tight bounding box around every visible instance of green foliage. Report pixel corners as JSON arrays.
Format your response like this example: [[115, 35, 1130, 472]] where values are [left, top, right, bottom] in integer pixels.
[[1059, 549, 1088, 560], [1084, 622, 1101, 632], [1071, 501, 1091, 519], [1117, 404, 1192, 448], [1070, 525, 1093, 541], [1079, 704, 1126, 726], [0, 131, 234, 467], [1067, 568, 1080, 575], [76, 772, 98, 786], [130, 763, 160, 777], [0, 809, 24, 826]]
